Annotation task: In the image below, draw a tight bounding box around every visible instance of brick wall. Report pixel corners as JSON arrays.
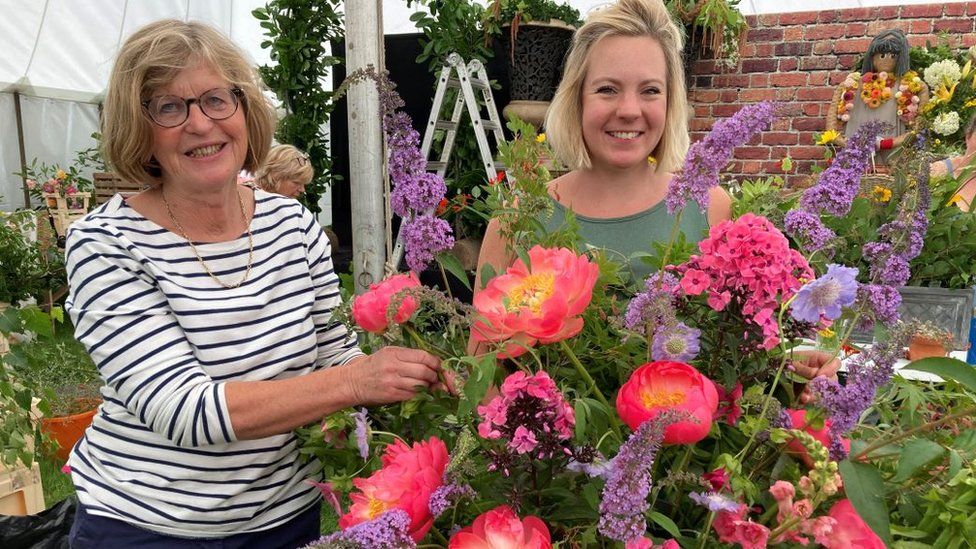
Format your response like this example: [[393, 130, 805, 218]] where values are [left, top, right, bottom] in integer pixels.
[[688, 2, 976, 186]]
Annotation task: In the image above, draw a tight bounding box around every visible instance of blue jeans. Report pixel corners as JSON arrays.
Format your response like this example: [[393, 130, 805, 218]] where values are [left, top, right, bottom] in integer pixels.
[[69, 501, 321, 549]]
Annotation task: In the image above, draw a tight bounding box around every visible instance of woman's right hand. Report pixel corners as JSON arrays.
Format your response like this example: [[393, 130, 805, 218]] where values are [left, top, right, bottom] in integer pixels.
[[342, 347, 447, 406]]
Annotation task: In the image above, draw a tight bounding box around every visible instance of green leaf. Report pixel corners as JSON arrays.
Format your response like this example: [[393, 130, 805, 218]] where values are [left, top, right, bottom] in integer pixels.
[[840, 459, 891, 544], [648, 510, 681, 539], [903, 357, 976, 392], [574, 398, 588, 440], [457, 354, 496, 418], [435, 252, 472, 291], [892, 439, 945, 482]]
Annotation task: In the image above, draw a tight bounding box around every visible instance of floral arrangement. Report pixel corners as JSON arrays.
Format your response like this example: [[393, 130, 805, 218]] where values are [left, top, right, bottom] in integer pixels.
[[21, 163, 91, 209], [294, 100, 976, 548], [911, 41, 976, 153]]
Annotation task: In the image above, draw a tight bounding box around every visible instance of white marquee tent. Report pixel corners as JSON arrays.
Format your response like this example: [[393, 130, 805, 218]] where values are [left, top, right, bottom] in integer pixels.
[[0, 0, 965, 215]]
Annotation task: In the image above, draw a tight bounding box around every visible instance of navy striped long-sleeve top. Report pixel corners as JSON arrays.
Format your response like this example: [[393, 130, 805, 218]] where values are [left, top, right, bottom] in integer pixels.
[[63, 190, 361, 538]]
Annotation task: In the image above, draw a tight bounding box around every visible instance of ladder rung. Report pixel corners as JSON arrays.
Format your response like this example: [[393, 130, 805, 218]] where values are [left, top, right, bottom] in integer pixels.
[[426, 161, 447, 171], [493, 161, 507, 171], [447, 77, 490, 91], [474, 119, 501, 132], [433, 120, 457, 131]]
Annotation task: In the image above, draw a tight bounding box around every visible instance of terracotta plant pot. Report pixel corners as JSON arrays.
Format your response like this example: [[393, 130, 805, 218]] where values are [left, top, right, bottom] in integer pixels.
[[907, 335, 948, 361], [41, 402, 98, 461]]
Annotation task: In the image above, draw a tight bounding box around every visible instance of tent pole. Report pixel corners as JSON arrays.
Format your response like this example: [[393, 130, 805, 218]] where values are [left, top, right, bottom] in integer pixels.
[[346, 0, 385, 293], [13, 92, 30, 208]]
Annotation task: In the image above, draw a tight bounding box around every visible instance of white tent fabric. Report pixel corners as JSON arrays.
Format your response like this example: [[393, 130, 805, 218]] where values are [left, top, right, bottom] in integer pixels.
[[0, 0, 967, 212]]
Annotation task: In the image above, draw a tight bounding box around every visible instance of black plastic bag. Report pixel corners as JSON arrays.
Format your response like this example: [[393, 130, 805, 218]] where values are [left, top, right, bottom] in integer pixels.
[[0, 496, 75, 549]]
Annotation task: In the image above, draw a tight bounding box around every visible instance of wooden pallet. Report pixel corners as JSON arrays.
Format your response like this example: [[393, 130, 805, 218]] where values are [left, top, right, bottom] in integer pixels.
[[93, 172, 146, 205]]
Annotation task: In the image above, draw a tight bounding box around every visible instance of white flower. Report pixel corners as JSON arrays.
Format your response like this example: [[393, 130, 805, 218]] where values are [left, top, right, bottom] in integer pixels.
[[933, 111, 961, 136], [924, 59, 962, 89]]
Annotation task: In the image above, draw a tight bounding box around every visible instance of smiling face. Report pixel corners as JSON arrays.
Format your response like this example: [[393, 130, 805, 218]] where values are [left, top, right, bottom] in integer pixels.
[[148, 61, 249, 192], [871, 52, 897, 74], [580, 35, 668, 172]]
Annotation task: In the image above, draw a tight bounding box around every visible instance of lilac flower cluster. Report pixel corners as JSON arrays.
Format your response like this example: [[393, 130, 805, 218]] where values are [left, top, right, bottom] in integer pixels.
[[811, 331, 908, 460], [428, 481, 476, 518], [666, 102, 777, 214], [365, 67, 454, 272], [783, 121, 887, 252], [623, 272, 681, 332], [598, 412, 677, 543], [305, 509, 415, 549]]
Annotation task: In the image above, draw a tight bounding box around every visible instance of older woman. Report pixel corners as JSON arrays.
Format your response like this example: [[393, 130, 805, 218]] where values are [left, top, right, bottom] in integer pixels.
[[254, 144, 313, 198], [64, 20, 446, 547]]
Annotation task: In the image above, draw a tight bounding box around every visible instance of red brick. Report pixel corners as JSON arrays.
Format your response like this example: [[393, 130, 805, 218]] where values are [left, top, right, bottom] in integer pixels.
[[813, 42, 833, 55], [741, 59, 778, 73], [779, 58, 798, 72], [829, 72, 852, 85], [777, 103, 804, 116], [845, 22, 868, 37], [689, 118, 712, 131], [838, 55, 861, 70], [819, 11, 840, 23], [802, 103, 822, 116], [877, 6, 900, 19], [758, 14, 778, 26], [780, 11, 820, 25], [868, 19, 910, 36], [694, 75, 713, 88], [755, 43, 775, 57], [740, 88, 777, 101], [784, 27, 805, 41], [770, 72, 808, 87], [908, 36, 931, 48], [902, 4, 944, 17], [750, 73, 770, 87], [720, 90, 739, 102], [739, 43, 757, 57], [969, 2, 976, 16], [691, 89, 720, 103], [793, 118, 825, 131], [736, 146, 769, 160], [834, 38, 873, 54], [946, 2, 967, 16], [911, 20, 934, 34], [797, 87, 836, 101], [739, 161, 763, 175], [747, 28, 784, 42], [762, 132, 799, 145], [805, 23, 847, 40], [800, 56, 838, 71], [713, 74, 750, 87], [808, 71, 831, 86], [789, 145, 826, 159], [775, 42, 813, 56], [762, 160, 787, 174], [770, 119, 792, 132], [839, 7, 873, 22], [934, 19, 975, 34], [693, 59, 718, 73], [776, 88, 796, 101], [713, 104, 743, 117]]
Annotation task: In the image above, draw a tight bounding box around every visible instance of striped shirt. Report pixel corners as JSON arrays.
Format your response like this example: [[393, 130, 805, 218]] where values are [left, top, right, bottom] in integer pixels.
[[64, 190, 361, 538]]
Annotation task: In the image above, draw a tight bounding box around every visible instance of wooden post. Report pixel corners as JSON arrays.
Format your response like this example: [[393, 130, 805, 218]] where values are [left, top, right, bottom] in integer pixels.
[[346, 0, 386, 293], [13, 92, 30, 208]]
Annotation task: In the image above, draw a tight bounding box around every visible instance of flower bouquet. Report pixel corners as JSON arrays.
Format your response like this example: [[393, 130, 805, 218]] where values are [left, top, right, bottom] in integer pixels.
[[298, 85, 976, 548], [18, 160, 93, 237]]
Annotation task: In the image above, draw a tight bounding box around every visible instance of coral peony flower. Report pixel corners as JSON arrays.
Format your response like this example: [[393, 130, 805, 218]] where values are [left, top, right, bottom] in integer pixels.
[[449, 505, 552, 549], [785, 409, 851, 468], [471, 246, 598, 358], [616, 361, 719, 444], [822, 499, 885, 549], [625, 538, 679, 549], [351, 272, 421, 333], [339, 437, 448, 541]]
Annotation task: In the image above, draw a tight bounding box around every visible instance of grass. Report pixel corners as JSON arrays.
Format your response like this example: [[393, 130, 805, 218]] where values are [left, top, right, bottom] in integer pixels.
[[38, 453, 75, 507]]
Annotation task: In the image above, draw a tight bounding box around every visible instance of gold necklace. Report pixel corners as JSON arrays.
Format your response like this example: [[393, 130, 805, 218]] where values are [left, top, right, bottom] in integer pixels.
[[162, 188, 254, 289]]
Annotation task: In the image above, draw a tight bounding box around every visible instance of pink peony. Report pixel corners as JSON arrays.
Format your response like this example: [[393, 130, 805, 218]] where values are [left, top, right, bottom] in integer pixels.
[[351, 272, 421, 333], [339, 437, 448, 541], [449, 505, 552, 549], [616, 361, 719, 444], [785, 409, 851, 468], [471, 245, 598, 358], [823, 499, 885, 549]]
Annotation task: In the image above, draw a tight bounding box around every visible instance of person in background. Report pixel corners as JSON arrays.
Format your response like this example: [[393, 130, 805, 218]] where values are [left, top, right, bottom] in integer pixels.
[[254, 143, 313, 199], [930, 112, 976, 212], [64, 19, 447, 548]]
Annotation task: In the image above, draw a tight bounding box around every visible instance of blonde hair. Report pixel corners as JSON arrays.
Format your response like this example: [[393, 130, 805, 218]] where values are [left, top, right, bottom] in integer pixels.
[[544, 0, 689, 173], [102, 19, 276, 186], [254, 144, 314, 193]]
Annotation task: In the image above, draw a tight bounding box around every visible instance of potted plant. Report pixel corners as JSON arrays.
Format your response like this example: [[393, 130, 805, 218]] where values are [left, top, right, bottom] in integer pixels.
[[906, 319, 955, 361], [483, 0, 583, 127]]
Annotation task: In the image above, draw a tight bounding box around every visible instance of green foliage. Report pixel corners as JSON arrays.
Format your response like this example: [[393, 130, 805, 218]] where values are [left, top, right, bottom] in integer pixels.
[[254, 1, 344, 214], [908, 172, 976, 288], [408, 0, 492, 74], [664, 0, 748, 68], [0, 211, 64, 305], [482, 0, 583, 31]]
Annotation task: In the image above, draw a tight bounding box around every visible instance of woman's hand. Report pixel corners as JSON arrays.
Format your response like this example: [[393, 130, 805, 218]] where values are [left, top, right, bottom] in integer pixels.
[[792, 350, 841, 405], [342, 347, 451, 406]]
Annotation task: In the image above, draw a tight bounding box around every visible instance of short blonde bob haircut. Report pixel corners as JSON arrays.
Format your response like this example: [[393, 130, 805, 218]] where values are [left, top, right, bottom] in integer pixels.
[[254, 144, 314, 193], [544, 0, 689, 173], [102, 19, 276, 186]]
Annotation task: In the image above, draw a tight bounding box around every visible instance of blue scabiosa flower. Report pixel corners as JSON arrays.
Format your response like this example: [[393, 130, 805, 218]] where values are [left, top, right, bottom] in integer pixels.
[[351, 408, 370, 460], [689, 491, 741, 513], [650, 322, 701, 362], [790, 264, 858, 323]]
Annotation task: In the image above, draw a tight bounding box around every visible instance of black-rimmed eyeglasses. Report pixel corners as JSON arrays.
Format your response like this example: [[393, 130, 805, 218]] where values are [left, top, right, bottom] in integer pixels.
[[142, 87, 244, 128], [295, 153, 310, 167]]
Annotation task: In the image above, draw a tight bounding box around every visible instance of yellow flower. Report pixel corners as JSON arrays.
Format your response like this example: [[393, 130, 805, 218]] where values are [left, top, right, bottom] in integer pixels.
[[535, 133, 546, 143], [872, 185, 892, 203], [965, 98, 976, 108], [815, 130, 840, 146], [818, 328, 836, 339], [55, 169, 67, 180]]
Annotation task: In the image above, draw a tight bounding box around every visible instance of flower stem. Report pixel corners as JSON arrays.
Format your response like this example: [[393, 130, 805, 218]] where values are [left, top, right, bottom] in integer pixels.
[[557, 339, 622, 437], [402, 323, 449, 359], [429, 526, 450, 546], [696, 512, 716, 549], [438, 262, 454, 300], [852, 404, 976, 462], [370, 430, 406, 444]]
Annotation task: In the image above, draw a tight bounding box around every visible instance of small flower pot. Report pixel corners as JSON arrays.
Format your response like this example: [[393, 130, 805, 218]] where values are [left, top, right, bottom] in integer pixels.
[[41, 401, 99, 461], [907, 335, 948, 361]]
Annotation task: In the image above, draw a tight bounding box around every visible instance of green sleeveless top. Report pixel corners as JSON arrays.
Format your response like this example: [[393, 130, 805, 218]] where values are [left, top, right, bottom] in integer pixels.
[[541, 198, 710, 283]]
